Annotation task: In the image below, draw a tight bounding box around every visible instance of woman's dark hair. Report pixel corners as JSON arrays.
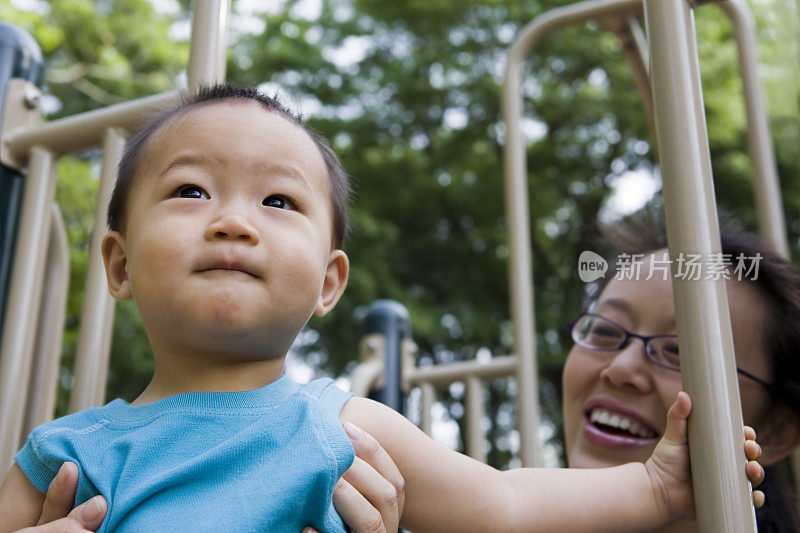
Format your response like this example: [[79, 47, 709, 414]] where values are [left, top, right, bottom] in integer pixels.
[[107, 84, 351, 248], [594, 210, 800, 532]]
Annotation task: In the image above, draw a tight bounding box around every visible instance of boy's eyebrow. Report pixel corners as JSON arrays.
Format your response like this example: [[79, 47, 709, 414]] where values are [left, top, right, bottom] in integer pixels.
[[257, 162, 314, 195], [157, 155, 210, 180], [157, 156, 314, 195]]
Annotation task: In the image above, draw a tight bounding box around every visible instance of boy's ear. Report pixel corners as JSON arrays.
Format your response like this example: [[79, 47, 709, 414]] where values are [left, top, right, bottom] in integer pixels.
[[101, 231, 132, 301], [315, 250, 349, 317]]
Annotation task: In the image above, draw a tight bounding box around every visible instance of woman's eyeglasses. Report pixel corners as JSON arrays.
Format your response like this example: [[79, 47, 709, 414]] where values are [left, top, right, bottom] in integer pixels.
[[566, 312, 773, 390]]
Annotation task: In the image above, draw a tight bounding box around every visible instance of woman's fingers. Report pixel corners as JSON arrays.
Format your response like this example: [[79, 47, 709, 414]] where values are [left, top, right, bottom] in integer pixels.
[[743, 426, 756, 442], [339, 456, 399, 532], [18, 517, 94, 532], [19, 494, 105, 533], [36, 462, 79, 525], [343, 422, 405, 518], [34, 462, 106, 531], [66, 496, 107, 531], [332, 477, 388, 533]]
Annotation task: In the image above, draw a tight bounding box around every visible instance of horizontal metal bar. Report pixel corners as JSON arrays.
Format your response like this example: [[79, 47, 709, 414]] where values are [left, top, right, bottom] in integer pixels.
[[4, 90, 180, 162], [404, 356, 518, 388]]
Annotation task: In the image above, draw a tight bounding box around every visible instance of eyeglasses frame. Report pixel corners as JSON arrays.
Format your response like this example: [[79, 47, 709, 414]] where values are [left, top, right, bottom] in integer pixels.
[[566, 312, 774, 391]]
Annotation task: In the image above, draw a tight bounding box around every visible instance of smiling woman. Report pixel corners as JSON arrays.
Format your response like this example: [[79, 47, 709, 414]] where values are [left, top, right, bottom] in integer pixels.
[[561, 215, 800, 533]]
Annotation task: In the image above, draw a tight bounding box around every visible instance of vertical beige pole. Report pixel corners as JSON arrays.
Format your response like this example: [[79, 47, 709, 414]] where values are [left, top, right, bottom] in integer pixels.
[[69, 128, 126, 413], [717, 0, 789, 257], [465, 377, 486, 461], [187, 0, 230, 92], [22, 204, 70, 439], [644, 1, 757, 531], [0, 147, 56, 469], [420, 383, 434, 436], [614, 16, 656, 140], [503, 37, 540, 470]]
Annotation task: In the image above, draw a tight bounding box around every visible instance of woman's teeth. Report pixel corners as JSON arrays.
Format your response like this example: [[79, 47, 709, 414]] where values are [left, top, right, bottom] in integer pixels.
[[589, 408, 657, 439]]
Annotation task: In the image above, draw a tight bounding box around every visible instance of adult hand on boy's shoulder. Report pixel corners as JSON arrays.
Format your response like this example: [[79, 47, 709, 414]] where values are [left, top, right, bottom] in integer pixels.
[[14, 462, 106, 533], [304, 413, 406, 533]]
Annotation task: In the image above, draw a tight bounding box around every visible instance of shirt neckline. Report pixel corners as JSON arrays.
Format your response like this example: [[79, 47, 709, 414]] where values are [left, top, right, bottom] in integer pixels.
[[102, 374, 297, 420]]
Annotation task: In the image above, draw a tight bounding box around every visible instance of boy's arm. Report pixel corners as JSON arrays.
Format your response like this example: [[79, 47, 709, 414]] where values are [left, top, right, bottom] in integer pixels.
[[340, 397, 516, 532], [340, 395, 687, 533], [0, 464, 47, 531]]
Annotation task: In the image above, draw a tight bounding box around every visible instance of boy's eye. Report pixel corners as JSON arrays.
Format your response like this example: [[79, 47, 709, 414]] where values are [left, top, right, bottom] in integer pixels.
[[263, 195, 294, 210], [175, 184, 209, 199]]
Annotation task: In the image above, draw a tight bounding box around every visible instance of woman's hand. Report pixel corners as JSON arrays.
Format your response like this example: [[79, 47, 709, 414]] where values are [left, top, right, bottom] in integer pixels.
[[15, 462, 106, 533], [645, 392, 766, 521], [304, 422, 405, 533]]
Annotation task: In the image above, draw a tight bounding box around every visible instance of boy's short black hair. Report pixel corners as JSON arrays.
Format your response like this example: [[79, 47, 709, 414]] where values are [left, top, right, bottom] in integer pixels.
[[107, 84, 350, 248]]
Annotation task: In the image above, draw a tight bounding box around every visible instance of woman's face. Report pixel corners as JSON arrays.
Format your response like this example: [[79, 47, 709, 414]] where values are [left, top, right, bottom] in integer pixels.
[[562, 252, 773, 468]]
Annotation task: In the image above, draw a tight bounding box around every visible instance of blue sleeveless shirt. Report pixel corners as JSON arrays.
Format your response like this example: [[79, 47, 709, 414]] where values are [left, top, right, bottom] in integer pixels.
[[15, 376, 354, 532]]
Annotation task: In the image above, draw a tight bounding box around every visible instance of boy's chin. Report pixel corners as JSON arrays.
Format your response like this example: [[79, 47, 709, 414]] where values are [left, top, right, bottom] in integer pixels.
[[163, 321, 298, 362]]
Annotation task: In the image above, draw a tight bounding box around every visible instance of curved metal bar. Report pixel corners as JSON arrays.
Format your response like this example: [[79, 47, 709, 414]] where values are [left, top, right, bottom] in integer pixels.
[[502, 0, 643, 468], [69, 128, 125, 413], [23, 202, 69, 436], [0, 146, 55, 468]]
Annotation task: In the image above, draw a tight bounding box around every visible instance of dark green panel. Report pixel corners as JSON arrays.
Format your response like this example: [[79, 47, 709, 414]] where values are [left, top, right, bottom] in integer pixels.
[[0, 23, 43, 336]]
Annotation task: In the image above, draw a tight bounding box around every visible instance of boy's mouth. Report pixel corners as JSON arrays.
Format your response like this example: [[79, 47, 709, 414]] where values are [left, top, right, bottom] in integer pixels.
[[197, 260, 260, 278]]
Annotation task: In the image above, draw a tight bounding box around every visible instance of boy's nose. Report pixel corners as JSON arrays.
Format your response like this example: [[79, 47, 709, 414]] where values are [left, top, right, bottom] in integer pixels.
[[205, 213, 259, 244]]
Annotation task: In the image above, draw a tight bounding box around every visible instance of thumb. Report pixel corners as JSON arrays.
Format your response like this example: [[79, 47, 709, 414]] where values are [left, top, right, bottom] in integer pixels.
[[663, 391, 691, 445], [19, 517, 90, 532], [66, 495, 107, 531]]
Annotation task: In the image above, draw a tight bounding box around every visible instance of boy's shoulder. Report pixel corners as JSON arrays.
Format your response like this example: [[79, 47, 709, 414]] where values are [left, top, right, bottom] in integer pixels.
[[299, 376, 352, 406], [25, 403, 113, 442]]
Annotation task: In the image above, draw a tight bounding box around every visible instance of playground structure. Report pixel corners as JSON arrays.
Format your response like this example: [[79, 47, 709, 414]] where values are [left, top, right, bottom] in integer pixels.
[[0, 1, 794, 531]]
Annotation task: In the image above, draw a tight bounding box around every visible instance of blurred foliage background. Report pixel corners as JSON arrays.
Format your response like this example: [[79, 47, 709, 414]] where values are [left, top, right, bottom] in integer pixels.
[[2, 0, 798, 468]]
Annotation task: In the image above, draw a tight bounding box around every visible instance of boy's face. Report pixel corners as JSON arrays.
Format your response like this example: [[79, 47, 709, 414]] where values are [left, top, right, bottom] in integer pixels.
[[102, 101, 348, 361]]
